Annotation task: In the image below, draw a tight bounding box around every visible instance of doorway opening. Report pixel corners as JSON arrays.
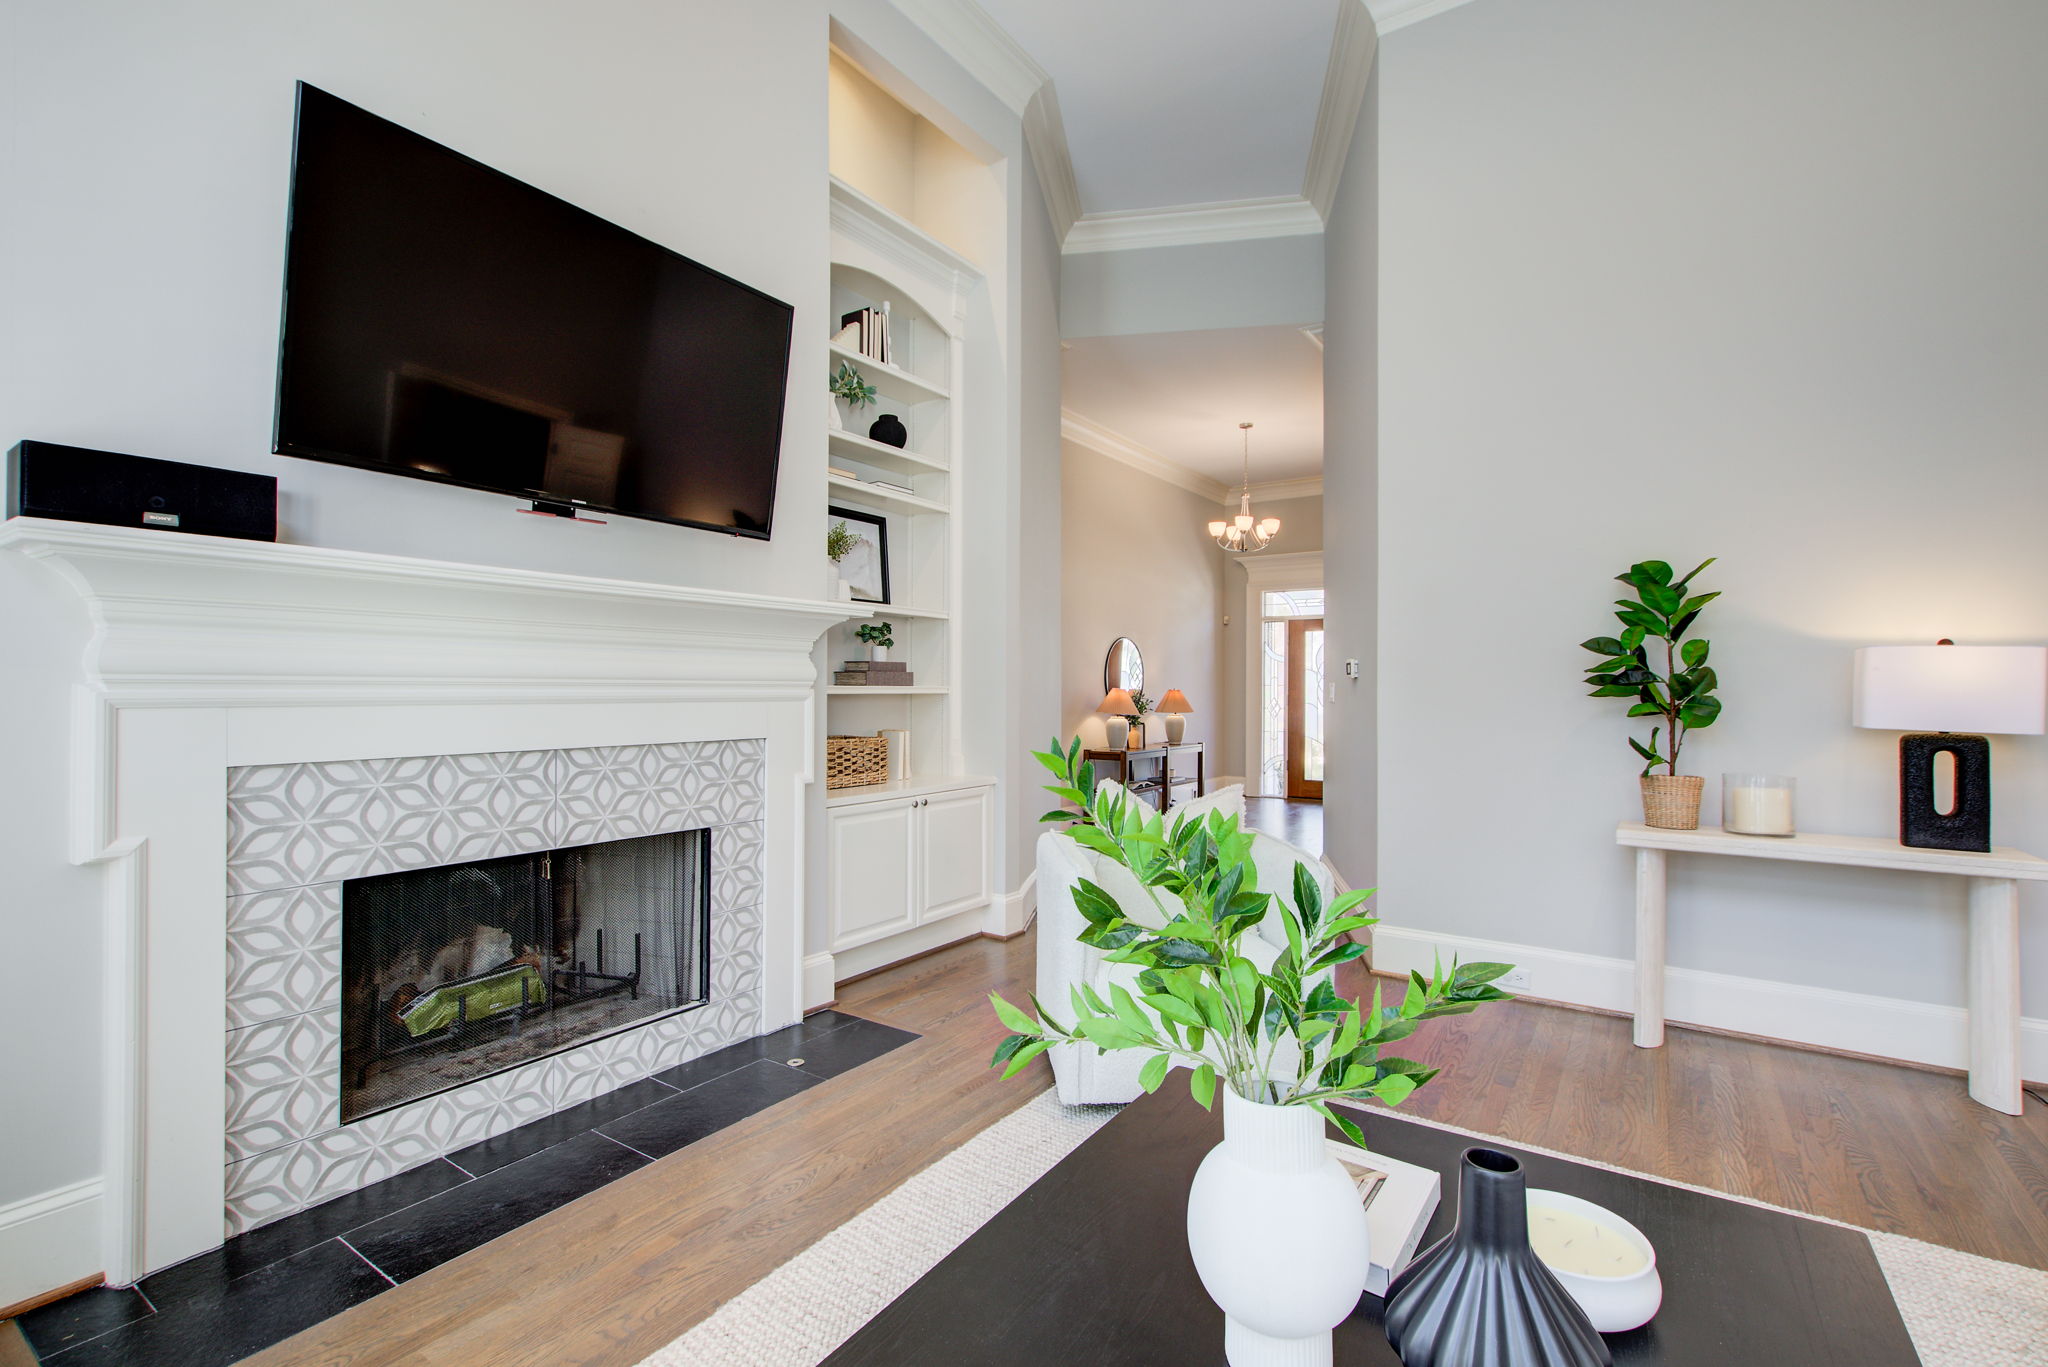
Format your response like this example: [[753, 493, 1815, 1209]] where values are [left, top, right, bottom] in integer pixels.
[[1258, 587, 1325, 800]]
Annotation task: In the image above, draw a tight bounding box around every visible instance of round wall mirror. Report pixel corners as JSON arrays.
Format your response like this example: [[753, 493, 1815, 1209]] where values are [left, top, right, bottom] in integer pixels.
[[1104, 637, 1144, 695]]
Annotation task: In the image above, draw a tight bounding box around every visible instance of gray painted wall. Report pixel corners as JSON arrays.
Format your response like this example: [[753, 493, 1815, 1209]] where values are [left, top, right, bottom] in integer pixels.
[[1365, 0, 2048, 1010], [1061, 234, 1325, 339], [1322, 63, 1377, 889], [1060, 442, 1229, 766], [1010, 137, 1066, 878]]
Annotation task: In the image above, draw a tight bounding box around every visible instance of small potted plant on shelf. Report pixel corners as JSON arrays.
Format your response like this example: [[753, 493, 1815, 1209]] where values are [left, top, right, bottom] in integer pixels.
[[1582, 558, 1723, 829], [830, 361, 876, 431], [990, 740, 1514, 1366], [826, 520, 857, 599], [1126, 688, 1153, 748], [856, 620, 894, 662]]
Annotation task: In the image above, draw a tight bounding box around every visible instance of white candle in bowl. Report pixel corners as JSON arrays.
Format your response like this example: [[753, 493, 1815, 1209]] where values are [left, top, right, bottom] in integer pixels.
[[1530, 1204, 1648, 1277], [1723, 773, 1795, 836], [1526, 1190, 1662, 1332]]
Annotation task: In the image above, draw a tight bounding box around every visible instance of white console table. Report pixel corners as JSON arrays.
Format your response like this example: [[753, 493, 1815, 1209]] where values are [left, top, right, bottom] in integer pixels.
[[1617, 821, 2047, 1114]]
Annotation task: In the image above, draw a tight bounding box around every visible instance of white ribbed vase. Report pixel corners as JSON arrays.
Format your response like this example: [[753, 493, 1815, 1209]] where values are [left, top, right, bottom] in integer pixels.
[[1186, 1087, 1372, 1367]]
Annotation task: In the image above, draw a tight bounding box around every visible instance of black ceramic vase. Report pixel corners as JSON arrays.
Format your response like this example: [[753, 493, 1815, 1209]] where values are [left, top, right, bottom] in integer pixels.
[[1383, 1147, 1612, 1367], [868, 413, 908, 448]]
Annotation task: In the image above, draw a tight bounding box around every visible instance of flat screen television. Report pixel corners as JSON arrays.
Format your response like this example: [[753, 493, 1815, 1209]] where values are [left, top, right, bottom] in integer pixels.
[[274, 83, 793, 538]]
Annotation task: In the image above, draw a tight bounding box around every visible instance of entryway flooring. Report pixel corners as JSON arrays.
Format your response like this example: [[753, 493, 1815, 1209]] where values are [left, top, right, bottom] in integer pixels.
[[14, 1013, 914, 1366], [1242, 796, 1323, 854]]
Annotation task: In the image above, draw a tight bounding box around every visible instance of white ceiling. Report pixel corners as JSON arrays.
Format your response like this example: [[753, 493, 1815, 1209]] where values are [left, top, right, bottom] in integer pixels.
[[1062, 326, 1325, 486], [979, 0, 1341, 214]]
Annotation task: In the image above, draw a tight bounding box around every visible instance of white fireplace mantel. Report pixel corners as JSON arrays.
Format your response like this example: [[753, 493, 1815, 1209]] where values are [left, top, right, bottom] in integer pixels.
[[1, 518, 851, 1284], [0, 519, 851, 707]]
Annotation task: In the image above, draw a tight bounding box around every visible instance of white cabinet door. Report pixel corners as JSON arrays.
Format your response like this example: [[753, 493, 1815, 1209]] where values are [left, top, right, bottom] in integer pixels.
[[828, 800, 917, 951], [917, 787, 991, 922]]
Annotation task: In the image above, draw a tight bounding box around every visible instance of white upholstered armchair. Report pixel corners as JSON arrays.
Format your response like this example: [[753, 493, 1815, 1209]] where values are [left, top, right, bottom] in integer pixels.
[[1034, 784, 1339, 1105]]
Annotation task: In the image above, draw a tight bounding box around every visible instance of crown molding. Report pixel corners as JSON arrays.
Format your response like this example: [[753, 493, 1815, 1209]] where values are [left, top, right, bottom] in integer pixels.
[[1021, 83, 1082, 243], [888, 0, 1047, 114], [1062, 196, 1324, 256], [1304, 0, 1379, 220], [1247, 476, 1324, 502], [1364, 0, 1483, 34], [1061, 410, 1230, 502]]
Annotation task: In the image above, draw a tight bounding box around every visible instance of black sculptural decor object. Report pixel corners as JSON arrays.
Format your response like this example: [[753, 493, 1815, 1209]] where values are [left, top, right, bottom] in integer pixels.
[[1383, 1147, 1611, 1367], [868, 413, 909, 448]]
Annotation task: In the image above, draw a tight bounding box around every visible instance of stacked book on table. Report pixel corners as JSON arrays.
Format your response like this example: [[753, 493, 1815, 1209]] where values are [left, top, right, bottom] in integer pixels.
[[833, 660, 916, 686]]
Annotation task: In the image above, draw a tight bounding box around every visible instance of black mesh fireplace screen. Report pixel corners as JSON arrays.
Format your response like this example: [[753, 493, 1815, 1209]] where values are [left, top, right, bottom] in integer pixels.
[[340, 828, 709, 1123]]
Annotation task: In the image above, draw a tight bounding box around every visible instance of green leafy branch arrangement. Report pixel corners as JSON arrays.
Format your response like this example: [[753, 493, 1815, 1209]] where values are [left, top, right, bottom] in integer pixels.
[[826, 520, 857, 564], [988, 739, 1514, 1145], [1581, 559, 1723, 776], [830, 362, 876, 410]]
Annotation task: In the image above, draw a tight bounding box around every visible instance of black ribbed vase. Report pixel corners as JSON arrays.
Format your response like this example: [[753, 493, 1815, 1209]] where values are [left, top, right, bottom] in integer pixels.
[[1383, 1147, 1612, 1367]]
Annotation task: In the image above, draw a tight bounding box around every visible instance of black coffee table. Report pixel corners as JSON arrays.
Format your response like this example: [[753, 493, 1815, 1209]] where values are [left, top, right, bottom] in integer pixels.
[[824, 1087, 1920, 1365]]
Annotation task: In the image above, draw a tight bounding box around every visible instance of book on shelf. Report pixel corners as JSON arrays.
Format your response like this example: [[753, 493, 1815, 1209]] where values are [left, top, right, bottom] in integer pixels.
[[1326, 1138, 1442, 1296], [838, 304, 892, 365], [865, 478, 914, 495], [839, 660, 910, 673], [827, 466, 859, 480], [834, 670, 916, 686]]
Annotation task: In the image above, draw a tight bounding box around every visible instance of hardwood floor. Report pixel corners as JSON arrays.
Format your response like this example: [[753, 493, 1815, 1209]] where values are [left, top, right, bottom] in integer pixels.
[[1242, 796, 1322, 854], [245, 926, 2047, 1365], [246, 936, 1049, 1367]]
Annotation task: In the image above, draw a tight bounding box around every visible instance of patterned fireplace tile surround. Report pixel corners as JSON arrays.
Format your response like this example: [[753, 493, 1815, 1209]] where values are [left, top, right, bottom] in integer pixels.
[[221, 740, 768, 1236]]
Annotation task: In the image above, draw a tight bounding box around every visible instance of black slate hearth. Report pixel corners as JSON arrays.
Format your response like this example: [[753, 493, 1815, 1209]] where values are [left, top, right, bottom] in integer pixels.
[[18, 1011, 915, 1366]]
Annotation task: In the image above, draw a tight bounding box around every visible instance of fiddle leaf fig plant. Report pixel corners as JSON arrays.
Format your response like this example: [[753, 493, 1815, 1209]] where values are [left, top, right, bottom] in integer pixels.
[[1582, 558, 1722, 776], [990, 738, 1514, 1145]]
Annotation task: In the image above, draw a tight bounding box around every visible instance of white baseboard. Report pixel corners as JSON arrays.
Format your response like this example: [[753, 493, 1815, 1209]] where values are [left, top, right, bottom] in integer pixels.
[[984, 872, 1037, 938], [0, 1177, 102, 1307], [1371, 924, 2048, 1081], [801, 952, 837, 1012], [831, 905, 986, 981]]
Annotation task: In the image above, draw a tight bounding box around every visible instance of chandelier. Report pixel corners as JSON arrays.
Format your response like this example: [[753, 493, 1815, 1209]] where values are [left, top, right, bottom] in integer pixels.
[[1209, 421, 1281, 553]]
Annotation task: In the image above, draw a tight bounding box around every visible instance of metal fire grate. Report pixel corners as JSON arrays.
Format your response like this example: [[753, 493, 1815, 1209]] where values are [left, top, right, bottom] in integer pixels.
[[340, 828, 709, 1123]]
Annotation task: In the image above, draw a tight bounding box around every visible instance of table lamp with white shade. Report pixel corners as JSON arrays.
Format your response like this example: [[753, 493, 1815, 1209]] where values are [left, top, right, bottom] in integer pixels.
[[1156, 689, 1193, 744], [1098, 688, 1137, 749], [1852, 641, 2047, 852]]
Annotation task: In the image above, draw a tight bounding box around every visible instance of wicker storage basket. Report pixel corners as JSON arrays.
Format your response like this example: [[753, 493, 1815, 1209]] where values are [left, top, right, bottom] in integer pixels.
[[1640, 774, 1705, 830], [826, 734, 890, 790]]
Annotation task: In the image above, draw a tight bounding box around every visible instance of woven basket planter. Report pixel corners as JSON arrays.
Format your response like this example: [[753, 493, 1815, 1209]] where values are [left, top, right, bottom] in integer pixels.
[[1640, 774, 1705, 830], [825, 734, 890, 790]]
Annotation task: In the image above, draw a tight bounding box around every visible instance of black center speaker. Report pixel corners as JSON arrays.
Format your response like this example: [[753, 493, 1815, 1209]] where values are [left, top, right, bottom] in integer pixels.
[[7, 440, 277, 542]]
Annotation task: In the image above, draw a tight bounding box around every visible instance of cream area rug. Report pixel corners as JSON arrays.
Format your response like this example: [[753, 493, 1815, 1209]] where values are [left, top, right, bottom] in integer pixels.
[[639, 1092, 2048, 1367]]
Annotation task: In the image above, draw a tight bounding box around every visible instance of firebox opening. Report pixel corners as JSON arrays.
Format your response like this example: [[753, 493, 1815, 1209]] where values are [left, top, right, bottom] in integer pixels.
[[340, 828, 710, 1124]]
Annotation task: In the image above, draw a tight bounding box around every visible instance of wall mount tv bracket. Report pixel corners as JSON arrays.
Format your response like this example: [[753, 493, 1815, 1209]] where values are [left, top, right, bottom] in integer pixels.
[[518, 495, 608, 525]]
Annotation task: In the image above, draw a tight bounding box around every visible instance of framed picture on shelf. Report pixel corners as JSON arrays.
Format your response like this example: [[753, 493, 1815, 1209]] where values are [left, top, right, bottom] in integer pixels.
[[829, 505, 890, 604]]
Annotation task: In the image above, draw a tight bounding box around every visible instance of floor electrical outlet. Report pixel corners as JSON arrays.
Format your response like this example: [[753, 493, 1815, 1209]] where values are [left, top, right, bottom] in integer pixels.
[[1499, 967, 1532, 993]]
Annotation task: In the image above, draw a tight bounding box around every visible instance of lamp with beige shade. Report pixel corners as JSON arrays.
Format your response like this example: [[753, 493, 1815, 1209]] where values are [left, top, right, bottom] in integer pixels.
[[1098, 688, 1137, 749], [1156, 689, 1193, 744]]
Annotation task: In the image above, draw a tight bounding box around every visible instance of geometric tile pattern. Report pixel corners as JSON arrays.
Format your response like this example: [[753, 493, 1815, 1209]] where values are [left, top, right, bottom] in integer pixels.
[[221, 738, 769, 1237], [225, 1012, 341, 1161], [226, 885, 343, 1029], [556, 740, 765, 846]]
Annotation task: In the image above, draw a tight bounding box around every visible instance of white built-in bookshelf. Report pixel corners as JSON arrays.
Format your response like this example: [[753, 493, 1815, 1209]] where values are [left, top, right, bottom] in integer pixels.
[[823, 176, 982, 799]]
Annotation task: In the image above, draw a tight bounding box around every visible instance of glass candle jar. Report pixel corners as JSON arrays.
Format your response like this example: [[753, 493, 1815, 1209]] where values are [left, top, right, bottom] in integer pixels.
[[1723, 773, 1795, 836]]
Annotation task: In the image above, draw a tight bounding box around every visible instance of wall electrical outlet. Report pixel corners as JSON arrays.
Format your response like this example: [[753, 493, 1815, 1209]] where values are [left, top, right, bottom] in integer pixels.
[[1499, 967, 1532, 993]]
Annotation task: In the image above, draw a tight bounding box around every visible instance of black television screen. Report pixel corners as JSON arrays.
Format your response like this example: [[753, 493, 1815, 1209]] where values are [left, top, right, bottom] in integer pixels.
[[274, 83, 793, 538]]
